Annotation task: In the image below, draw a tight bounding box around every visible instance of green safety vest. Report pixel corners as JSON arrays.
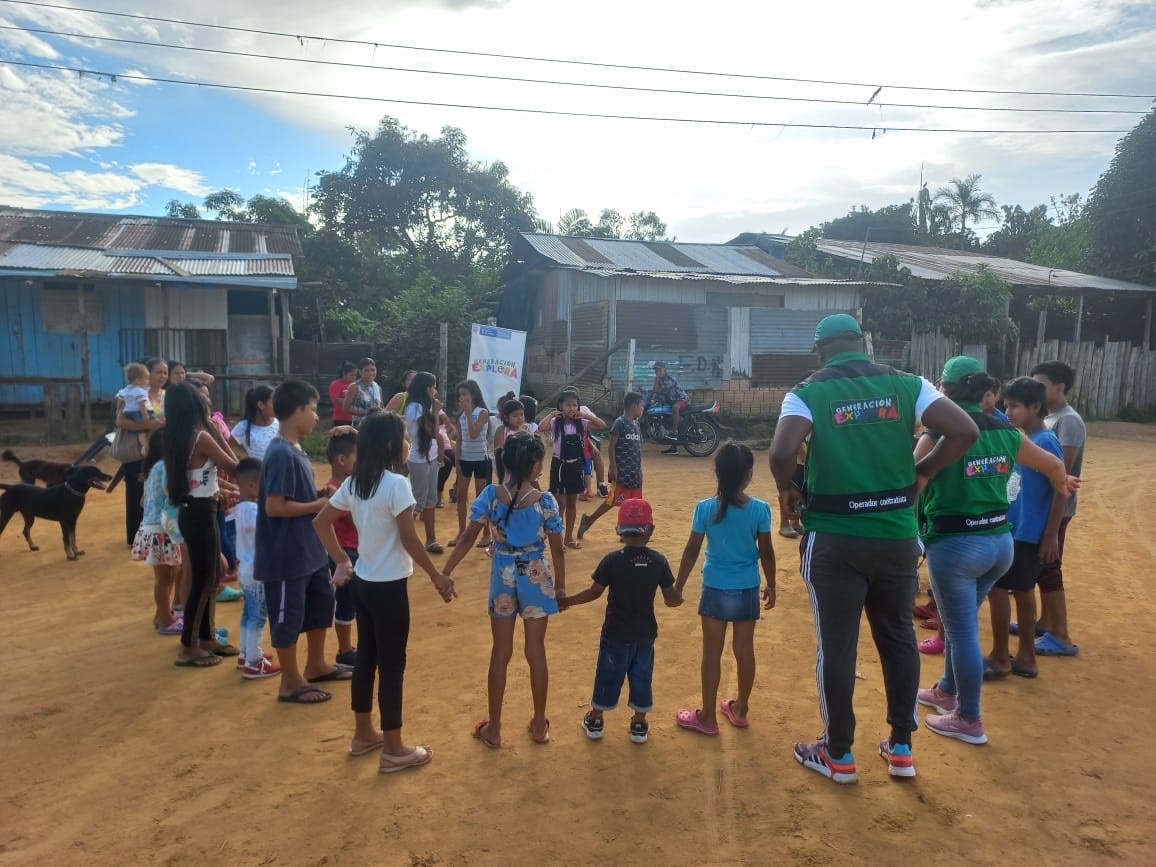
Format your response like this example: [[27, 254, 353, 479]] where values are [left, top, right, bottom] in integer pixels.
[[919, 404, 1020, 544], [794, 351, 923, 540]]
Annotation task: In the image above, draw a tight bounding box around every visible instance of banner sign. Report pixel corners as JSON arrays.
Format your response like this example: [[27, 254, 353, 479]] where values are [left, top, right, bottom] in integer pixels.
[[467, 323, 527, 410]]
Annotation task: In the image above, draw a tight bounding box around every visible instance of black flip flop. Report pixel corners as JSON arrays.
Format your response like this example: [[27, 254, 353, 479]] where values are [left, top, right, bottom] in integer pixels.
[[982, 657, 1010, 680], [278, 684, 332, 704], [1011, 661, 1039, 679], [174, 654, 221, 668], [310, 665, 353, 683]]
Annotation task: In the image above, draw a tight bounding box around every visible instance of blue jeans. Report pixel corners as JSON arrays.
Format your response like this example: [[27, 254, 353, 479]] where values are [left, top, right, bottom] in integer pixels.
[[239, 579, 268, 666], [926, 533, 1014, 720], [591, 635, 655, 712]]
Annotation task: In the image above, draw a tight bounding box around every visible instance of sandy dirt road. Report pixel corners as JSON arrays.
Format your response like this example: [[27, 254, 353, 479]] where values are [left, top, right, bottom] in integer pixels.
[[1, 423, 1153, 865]]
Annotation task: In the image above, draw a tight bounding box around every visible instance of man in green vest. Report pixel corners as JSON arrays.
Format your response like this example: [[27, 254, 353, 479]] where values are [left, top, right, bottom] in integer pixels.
[[769, 314, 978, 783]]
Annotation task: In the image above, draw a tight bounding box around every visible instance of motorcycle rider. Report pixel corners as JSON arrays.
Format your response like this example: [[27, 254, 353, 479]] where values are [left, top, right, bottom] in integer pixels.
[[652, 361, 690, 455]]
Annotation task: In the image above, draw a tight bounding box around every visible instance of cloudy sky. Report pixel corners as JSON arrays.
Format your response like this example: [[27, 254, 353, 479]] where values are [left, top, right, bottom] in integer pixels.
[[0, 0, 1153, 240]]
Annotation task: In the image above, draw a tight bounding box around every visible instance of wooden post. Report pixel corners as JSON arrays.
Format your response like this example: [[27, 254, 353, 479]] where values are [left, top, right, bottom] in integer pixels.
[[266, 289, 279, 376], [438, 323, 449, 399], [280, 291, 291, 377], [625, 338, 637, 395], [1145, 297, 1153, 351], [44, 386, 63, 443], [1035, 308, 1047, 346], [1073, 293, 1084, 343], [74, 284, 93, 440]]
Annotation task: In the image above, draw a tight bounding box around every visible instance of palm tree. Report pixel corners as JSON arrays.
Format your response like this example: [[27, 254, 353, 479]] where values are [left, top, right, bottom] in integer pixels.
[[933, 173, 999, 248]]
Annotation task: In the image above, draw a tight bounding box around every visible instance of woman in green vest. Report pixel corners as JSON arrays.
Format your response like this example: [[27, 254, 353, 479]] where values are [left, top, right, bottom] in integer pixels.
[[915, 357, 1078, 746]]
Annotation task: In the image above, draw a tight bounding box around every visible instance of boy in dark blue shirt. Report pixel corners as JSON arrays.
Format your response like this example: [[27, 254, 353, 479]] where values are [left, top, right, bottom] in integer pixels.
[[561, 499, 683, 743], [985, 377, 1068, 678], [256, 380, 350, 704]]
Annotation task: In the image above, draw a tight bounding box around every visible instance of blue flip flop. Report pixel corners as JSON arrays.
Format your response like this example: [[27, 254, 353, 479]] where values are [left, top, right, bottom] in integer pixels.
[[1035, 632, 1079, 656]]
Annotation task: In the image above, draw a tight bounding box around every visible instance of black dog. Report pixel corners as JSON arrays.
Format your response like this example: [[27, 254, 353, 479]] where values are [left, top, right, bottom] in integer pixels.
[[1, 449, 73, 486], [0, 464, 111, 560]]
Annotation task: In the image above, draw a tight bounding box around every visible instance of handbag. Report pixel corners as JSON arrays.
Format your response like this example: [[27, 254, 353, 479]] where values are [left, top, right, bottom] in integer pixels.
[[110, 426, 145, 463]]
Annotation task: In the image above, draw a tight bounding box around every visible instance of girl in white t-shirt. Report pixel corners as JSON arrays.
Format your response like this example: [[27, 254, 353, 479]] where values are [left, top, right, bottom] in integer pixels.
[[403, 371, 445, 554], [230, 384, 280, 460], [314, 411, 456, 774]]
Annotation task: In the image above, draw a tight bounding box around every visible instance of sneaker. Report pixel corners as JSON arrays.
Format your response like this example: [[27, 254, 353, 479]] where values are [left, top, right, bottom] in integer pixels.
[[924, 711, 988, 745], [629, 719, 649, 744], [597, 482, 610, 498], [916, 686, 957, 715], [435, 500, 445, 509], [216, 585, 243, 603], [878, 740, 916, 778], [241, 657, 281, 680], [336, 648, 358, 667], [661, 446, 679, 455], [236, 652, 273, 670], [918, 635, 945, 655], [582, 711, 604, 741], [794, 741, 858, 784]]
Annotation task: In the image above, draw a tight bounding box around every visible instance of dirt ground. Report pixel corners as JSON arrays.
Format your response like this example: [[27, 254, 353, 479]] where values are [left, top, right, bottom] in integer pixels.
[[1, 422, 1154, 866]]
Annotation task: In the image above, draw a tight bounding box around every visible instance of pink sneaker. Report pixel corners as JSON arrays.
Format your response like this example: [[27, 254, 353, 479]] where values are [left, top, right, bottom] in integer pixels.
[[917, 686, 957, 715], [919, 635, 945, 655], [924, 711, 988, 745], [236, 652, 273, 670]]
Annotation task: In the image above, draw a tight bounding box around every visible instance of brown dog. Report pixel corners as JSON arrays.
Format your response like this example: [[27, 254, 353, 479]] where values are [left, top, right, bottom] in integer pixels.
[[1, 450, 72, 486]]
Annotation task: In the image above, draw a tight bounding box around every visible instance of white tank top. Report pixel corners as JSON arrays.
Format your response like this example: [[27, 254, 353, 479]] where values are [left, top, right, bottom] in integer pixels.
[[186, 431, 220, 498]]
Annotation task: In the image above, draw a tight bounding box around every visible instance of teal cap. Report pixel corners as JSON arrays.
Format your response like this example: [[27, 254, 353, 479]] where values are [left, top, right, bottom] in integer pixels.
[[940, 355, 986, 384], [813, 314, 863, 348]]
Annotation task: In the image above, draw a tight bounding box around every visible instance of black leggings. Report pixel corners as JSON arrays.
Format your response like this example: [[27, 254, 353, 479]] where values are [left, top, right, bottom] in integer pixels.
[[178, 497, 221, 648], [351, 576, 410, 730], [437, 449, 455, 496], [123, 460, 144, 546]]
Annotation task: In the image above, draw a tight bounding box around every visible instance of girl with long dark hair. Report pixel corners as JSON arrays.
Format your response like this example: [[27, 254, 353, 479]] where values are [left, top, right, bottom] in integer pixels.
[[343, 357, 383, 427], [132, 426, 183, 634], [165, 382, 240, 667], [230, 385, 279, 459], [442, 431, 566, 748], [450, 379, 493, 549], [403, 372, 444, 553], [314, 412, 456, 773], [673, 441, 776, 735], [330, 361, 357, 424]]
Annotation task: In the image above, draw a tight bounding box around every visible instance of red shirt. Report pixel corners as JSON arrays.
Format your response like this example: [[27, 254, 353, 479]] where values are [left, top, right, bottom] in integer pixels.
[[326, 479, 359, 549], [329, 379, 353, 423]]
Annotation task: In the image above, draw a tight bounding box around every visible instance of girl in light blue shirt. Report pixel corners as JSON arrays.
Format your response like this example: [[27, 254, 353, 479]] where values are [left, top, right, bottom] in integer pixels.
[[674, 442, 776, 736]]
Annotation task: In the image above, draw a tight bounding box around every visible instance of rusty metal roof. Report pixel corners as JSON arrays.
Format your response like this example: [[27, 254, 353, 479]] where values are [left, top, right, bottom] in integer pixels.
[[807, 237, 1154, 295], [0, 207, 302, 256], [0, 207, 299, 289], [519, 233, 810, 278]]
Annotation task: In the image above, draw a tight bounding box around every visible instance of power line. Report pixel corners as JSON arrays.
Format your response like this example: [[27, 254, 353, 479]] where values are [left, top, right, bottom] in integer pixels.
[[0, 59, 1135, 135], [0, 22, 1148, 117], [3, 0, 1154, 102]]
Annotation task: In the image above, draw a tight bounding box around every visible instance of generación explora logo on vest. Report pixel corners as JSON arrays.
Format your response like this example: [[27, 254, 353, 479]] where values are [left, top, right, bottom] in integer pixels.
[[830, 395, 900, 426], [965, 455, 1010, 477]]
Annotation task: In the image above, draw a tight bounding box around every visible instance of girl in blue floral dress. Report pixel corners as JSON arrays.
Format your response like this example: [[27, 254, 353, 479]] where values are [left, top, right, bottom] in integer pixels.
[[443, 432, 566, 748]]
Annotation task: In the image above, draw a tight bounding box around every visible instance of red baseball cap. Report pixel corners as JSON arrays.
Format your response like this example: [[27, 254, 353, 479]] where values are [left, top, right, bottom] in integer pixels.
[[616, 498, 654, 535]]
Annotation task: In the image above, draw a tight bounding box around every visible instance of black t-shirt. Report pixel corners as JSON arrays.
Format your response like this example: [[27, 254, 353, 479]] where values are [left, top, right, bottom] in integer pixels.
[[592, 546, 675, 642]]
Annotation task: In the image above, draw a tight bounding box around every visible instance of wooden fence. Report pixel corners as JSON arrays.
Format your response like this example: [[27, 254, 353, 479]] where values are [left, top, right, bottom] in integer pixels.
[[870, 332, 1156, 417], [1018, 339, 1156, 419]]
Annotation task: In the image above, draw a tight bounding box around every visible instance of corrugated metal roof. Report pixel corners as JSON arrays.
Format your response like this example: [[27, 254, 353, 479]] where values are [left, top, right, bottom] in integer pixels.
[[578, 268, 868, 287], [813, 238, 1154, 294], [0, 207, 302, 256], [520, 233, 804, 277], [0, 243, 295, 281]]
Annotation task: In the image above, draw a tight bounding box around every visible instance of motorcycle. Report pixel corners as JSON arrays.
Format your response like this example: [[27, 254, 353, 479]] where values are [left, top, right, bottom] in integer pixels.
[[642, 392, 722, 457]]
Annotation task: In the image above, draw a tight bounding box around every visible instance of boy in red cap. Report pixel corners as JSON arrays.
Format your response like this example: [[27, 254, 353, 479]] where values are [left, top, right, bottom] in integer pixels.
[[560, 498, 683, 744]]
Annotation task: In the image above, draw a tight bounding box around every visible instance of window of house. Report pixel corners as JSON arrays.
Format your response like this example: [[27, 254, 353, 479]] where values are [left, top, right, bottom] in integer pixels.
[[41, 282, 103, 334]]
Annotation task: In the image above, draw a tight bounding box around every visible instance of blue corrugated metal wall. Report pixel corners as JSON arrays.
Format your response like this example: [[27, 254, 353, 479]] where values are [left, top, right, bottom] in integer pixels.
[[0, 279, 145, 405]]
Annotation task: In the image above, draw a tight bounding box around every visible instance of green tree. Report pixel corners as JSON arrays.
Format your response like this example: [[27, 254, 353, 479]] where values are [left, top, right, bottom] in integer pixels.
[[982, 204, 1051, 260], [934, 173, 1000, 248], [1085, 108, 1156, 285], [202, 189, 247, 221], [624, 210, 667, 241], [822, 202, 918, 244], [312, 118, 538, 276], [591, 208, 624, 238], [557, 208, 594, 236], [164, 199, 200, 219]]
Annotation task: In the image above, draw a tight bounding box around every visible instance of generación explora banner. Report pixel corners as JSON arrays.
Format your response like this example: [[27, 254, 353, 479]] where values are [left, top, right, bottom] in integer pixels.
[[468, 323, 527, 410]]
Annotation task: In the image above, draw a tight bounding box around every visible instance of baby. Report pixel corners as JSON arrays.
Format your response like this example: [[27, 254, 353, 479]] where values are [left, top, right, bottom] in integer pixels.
[[117, 362, 156, 452]]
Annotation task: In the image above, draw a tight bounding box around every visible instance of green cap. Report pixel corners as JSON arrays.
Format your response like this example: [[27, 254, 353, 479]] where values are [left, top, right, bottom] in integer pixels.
[[940, 355, 985, 384], [813, 313, 863, 348]]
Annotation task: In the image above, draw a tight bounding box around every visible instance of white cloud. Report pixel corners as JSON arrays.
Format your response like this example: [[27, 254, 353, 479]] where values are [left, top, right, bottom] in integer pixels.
[[0, 154, 143, 209], [0, 0, 1152, 235], [129, 162, 209, 196]]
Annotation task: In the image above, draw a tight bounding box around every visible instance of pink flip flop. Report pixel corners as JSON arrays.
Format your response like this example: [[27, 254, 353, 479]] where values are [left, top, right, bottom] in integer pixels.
[[719, 699, 749, 729], [675, 708, 719, 736]]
